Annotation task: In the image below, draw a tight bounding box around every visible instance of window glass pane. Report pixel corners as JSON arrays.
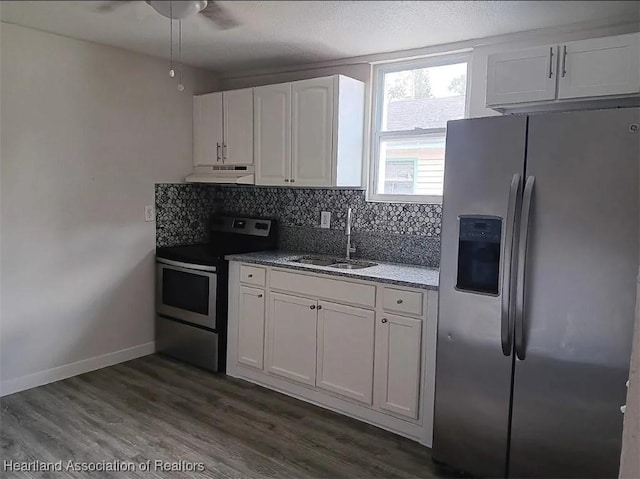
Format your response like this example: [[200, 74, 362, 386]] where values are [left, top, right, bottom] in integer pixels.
[[377, 134, 446, 196], [384, 160, 416, 195], [382, 62, 467, 131]]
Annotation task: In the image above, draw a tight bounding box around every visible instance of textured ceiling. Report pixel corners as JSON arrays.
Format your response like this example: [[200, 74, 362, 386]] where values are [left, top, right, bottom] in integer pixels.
[[1, 1, 638, 73]]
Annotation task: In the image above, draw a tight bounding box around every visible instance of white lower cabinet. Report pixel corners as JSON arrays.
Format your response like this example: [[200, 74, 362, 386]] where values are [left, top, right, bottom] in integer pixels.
[[229, 262, 435, 446], [237, 286, 265, 369], [316, 301, 375, 404], [374, 313, 422, 420], [265, 292, 318, 386]]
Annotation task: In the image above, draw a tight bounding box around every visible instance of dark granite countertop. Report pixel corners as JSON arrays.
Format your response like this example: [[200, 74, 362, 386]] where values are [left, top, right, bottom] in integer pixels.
[[225, 251, 439, 291]]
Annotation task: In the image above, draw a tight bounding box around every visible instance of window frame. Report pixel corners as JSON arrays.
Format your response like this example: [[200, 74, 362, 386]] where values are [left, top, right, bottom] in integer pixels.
[[368, 53, 471, 204]]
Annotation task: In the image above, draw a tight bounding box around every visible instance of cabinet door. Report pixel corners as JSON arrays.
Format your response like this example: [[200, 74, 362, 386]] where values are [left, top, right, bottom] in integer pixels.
[[237, 286, 265, 369], [316, 301, 375, 404], [193, 92, 223, 166], [374, 313, 422, 419], [222, 88, 254, 165], [486, 46, 557, 106], [254, 83, 291, 186], [266, 292, 317, 386], [291, 77, 334, 187], [558, 33, 640, 99]]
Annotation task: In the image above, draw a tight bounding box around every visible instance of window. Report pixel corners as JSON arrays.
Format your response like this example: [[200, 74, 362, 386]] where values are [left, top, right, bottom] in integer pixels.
[[369, 55, 469, 203]]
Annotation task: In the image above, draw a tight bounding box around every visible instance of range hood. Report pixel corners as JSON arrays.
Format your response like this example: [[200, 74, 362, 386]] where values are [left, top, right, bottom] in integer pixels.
[[185, 165, 255, 184]]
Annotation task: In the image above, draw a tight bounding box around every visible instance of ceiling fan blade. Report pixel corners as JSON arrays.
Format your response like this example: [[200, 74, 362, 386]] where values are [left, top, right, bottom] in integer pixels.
[[199, 1, 239, 30], [96, 1, 138, 12]]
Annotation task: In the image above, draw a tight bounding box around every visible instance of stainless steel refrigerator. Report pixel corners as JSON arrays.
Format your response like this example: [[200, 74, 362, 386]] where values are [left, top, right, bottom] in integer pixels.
[[433, 108, 639, 478]]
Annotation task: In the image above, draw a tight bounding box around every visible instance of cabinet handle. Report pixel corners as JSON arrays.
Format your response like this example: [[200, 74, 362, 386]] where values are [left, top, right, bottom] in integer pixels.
[[396, 299, 403, 304], [216, 143, 221, 162], [257, 294, 263, 298], [381, 318, 388, 323], [248, 274, 253, 278], [223, 144, 228, 162], [561, 45, 567, 78], [317, 305, 323, 310], [548, 47, 554, 79], [290, 179, 296, 183], [310, 305, 316, 310], [284, 178, 290, 182]]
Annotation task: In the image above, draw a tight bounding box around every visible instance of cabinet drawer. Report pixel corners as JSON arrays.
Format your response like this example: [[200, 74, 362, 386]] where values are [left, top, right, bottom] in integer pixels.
[[240, 265, 266, 287], [271, 270, 376, 308], [383, 288, 423, 316]]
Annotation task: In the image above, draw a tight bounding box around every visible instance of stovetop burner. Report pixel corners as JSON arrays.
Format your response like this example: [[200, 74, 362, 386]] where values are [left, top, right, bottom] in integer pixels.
[[156, 216, 277, 267]]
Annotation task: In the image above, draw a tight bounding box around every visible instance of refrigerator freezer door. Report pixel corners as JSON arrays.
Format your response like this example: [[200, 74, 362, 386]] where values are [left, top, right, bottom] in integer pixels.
[[509, 108, 639, 478], [434, 115, 527, 477]]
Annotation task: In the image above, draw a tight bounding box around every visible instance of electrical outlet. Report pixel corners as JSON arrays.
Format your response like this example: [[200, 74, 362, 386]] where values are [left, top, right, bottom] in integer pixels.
[[145, 205, 155, 222], [320, 211, 331, 229]]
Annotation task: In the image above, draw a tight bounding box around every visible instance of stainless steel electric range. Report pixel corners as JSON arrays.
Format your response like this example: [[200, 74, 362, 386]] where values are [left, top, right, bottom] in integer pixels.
[[155, 216, 277, 372]]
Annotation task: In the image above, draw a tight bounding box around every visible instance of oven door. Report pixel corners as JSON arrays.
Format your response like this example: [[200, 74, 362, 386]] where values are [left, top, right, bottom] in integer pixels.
[[156, 258, 217, 329]]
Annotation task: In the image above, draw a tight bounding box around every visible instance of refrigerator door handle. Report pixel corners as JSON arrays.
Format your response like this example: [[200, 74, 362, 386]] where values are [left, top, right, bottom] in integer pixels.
[[515, 176, 535, 360], [501, 174, 522, 356]]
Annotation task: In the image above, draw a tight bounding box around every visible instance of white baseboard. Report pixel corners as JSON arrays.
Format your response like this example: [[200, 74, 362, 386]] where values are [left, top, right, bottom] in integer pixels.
[[0, 342, 156, 397]]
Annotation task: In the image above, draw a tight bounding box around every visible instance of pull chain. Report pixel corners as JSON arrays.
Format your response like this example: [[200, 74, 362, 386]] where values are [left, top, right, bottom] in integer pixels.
[[168, 1, 174, 77], [177, 19, 184, 91]]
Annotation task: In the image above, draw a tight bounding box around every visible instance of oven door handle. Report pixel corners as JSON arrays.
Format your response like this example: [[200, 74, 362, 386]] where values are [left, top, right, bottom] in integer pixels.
[[156, 257, 217, 273]]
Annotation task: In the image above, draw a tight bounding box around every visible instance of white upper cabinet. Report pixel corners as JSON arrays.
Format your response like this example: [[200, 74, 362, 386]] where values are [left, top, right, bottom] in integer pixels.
[[254, 74, 365, 188], [486, 45, 558, 106], [193, 92, 223, 166], [291, 77, 334, 187], [193, 74, 364, 184], [486, 33, 640, 110], [558, 33, 640, 100], [193, 89, 253, 167], [254, 83, 292, 186], [223, 88, 254, 164], [316, 301, 375, 404]]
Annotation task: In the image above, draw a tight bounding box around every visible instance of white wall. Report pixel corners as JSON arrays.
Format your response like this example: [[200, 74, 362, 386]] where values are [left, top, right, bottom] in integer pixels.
[[0, 23, 219, 395]]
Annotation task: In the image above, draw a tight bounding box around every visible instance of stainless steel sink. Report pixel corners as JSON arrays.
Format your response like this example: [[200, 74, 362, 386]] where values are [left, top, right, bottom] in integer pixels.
[[292, 256, 377, 269], [293, 257, 336, 267], [330, 262, 377, 270]]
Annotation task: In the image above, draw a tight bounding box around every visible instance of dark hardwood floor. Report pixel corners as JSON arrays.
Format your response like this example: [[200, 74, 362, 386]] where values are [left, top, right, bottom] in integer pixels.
[[1, 354, 453, 478]]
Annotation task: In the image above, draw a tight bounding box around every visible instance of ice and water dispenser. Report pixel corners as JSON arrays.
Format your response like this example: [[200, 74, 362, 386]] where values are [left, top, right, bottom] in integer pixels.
[[456, 216, 502, 295]]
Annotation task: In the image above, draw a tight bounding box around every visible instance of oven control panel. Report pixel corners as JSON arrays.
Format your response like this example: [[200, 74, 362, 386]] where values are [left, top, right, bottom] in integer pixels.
[[211, 217, 273, 237]]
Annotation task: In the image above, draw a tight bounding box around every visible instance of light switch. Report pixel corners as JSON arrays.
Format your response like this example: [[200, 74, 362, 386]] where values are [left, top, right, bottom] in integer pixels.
[[320, 211, 331, 229], [145, 205, 155, 222]]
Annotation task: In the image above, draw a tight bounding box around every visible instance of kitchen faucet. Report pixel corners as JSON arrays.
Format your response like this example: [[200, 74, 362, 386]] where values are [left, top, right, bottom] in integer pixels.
[[345, 207, 356, 260]]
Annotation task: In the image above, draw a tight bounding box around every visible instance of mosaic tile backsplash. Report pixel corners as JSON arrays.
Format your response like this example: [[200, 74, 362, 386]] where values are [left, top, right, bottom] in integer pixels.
[[155, 183, 219, 247], [155, 184, 442, 267]]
